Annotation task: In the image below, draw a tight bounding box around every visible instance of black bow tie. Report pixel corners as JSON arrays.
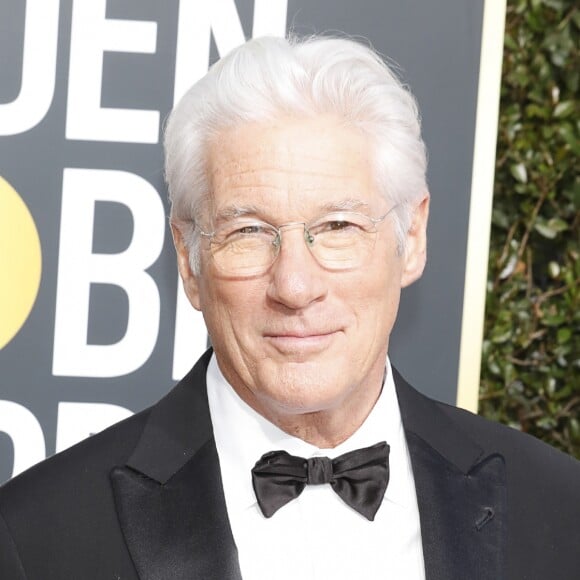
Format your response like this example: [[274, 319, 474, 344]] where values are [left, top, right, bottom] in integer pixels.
[[251, 441, 389, 521]]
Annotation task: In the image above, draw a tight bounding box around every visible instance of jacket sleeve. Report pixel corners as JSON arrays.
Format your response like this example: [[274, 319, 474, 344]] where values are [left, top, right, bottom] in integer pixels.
[[0, 507, 27, 579]]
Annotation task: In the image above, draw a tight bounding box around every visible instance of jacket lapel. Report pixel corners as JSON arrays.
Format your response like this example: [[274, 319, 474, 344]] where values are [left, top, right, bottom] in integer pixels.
[[394, 369, 506, 580], [110, 350, 242, 580]]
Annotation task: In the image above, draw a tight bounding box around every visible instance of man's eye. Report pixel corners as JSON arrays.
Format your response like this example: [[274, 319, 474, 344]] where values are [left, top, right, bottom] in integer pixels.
[[322, 220, 357, 232], [237, 225, 263, 235], [224, 224, 270, 239]]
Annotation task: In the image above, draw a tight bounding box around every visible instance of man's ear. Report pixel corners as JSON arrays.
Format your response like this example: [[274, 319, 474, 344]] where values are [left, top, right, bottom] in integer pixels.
[[171, 222, 201, 311], [401, 194, 430, 288]]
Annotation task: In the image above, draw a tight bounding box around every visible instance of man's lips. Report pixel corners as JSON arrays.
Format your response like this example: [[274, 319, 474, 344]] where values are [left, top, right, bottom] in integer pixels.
[[263, 327, 341, 339], [263, 329, 342, 352]]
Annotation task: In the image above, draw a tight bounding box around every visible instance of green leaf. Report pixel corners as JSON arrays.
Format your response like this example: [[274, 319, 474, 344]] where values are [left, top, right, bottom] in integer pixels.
[[546, 217, 568, 233], [534, 222, 557, 239], [492, 208, 510, 229], [510, 163, 528, 183], [499, 255, 518, 279], [541, 0, 565, 12], [487, 360, 502, 376], [529, 104, 551, 119], [557, 328, 572, 344], [570, 419, 580, 440], [553, 101, 576, 118], [504, 34, 519, 51], [548, 261, 561, 278], [546, 376, 557, 396], [491, 329, 513, 344], [566, 70, 579, 93], [542, 313, 566, 326], [550, 52, 566, 67], [557, 124, 580, 155], [574, 191, 580, 211], [537, 417, 558, 430]]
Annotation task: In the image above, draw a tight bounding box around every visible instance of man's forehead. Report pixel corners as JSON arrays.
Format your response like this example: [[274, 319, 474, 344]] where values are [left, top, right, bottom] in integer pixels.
[[203, 117, 381, 222], [208, 145, 370, 187], [207, 116, 371, 172]]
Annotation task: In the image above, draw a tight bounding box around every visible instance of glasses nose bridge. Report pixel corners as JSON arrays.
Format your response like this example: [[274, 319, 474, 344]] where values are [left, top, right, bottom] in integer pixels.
[[274, 220, 312, 248]]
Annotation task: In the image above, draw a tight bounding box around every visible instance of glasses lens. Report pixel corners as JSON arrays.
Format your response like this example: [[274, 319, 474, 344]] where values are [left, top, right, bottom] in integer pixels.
[[308, 213, 377, 270], [210, 222, 277, 275]]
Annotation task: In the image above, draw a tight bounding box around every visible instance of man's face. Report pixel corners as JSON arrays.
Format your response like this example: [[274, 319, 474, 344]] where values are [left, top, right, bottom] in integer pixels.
[[174, 116, 428, 429]]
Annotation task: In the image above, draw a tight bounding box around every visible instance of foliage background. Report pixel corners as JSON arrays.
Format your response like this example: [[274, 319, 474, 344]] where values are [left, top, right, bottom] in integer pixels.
[[480, 0, 579, 458]]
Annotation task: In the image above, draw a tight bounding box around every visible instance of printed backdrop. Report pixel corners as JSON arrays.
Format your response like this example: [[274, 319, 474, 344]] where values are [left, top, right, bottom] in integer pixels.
[[0, 0, 496, 482]]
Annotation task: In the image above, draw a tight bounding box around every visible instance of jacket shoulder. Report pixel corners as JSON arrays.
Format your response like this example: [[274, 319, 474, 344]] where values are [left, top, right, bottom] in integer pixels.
[[1, 407, 149, 498], [438, 399, 579, 479], [0, 406, 151, 536], [0, 408, 154, 579], [439, 400, 580, 577]]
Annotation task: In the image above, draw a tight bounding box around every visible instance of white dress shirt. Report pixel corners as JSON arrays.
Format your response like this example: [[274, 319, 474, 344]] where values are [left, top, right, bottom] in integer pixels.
[[207, 354, 425, 580]]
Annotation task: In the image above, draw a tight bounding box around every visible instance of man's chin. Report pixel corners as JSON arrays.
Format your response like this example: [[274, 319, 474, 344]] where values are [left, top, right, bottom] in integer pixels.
[[258, 365, 352, 410]]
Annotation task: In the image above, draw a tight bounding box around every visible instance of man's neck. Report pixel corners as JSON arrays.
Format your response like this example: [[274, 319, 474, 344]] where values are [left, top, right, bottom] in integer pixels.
[[225, 364, 386, 449]]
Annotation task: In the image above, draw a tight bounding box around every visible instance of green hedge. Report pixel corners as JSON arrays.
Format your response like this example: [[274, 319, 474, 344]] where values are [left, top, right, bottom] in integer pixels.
[[480, 0, 579, 458]]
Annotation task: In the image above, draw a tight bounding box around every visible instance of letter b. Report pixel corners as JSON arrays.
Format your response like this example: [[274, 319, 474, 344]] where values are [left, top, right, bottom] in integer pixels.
[[53, 168, 164, 377]]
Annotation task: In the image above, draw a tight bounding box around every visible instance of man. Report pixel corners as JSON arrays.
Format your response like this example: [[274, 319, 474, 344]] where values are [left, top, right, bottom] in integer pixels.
[[0, 35, 578, 580]]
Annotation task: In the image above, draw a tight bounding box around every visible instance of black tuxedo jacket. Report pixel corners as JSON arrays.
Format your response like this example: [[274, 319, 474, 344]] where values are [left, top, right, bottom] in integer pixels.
[[1, 350, 579, 579]]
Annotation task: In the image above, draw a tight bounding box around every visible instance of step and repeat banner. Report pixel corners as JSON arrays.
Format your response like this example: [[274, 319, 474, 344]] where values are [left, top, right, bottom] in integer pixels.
[[0, 0, 504, 482]]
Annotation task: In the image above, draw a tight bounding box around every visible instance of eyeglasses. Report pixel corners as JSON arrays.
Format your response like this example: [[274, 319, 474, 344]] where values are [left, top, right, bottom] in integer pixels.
[[199, 206, 397, 277]]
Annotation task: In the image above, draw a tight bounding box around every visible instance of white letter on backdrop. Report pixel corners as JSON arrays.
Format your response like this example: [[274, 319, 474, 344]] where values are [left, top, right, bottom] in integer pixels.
[[173, 0, 288, 104], [55, 402, 133, 453], [0, 400, 46, 478], [0, 0, 59, 135], [66, 0, 159, 143], [53, 168, 164, 378]]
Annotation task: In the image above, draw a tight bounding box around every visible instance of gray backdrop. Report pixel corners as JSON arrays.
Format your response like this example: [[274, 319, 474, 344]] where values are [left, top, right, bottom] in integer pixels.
[[0, 0, 485, 482]]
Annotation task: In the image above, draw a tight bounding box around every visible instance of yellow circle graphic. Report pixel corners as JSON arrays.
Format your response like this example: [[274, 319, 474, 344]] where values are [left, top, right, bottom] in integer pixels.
[[0, 176, 42, 349]]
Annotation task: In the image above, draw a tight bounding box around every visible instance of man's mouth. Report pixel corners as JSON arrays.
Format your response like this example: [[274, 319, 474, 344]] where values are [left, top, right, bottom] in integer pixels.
[[263, 330, 342, 354]]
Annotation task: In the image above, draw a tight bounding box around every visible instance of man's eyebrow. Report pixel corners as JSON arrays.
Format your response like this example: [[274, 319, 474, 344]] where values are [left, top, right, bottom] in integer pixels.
[[319, 199, 371, 212], [214, 204, 261, 223]]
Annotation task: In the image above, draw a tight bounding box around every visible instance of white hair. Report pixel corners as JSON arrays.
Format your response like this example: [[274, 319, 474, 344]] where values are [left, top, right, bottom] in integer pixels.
[[164, 35, 428, 272]]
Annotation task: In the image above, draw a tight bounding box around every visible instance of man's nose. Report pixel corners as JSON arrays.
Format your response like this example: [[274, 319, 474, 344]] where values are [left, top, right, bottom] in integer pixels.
[[266, 227, 328, 310]]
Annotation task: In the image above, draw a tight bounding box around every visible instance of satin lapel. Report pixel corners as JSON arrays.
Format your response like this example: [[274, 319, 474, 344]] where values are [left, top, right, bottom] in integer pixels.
[[394, 369, 506, 580], [111, 350, 242, 580], [111, 441, 241, 580]]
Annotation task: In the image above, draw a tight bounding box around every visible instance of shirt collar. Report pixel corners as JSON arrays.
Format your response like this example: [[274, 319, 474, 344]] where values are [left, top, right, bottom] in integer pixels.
[[207, 354, 414, 515]]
